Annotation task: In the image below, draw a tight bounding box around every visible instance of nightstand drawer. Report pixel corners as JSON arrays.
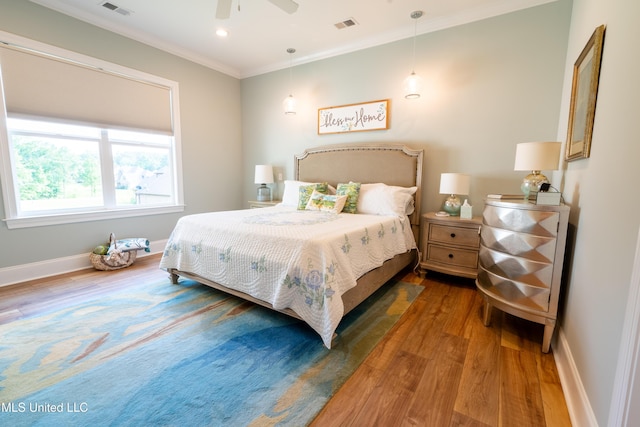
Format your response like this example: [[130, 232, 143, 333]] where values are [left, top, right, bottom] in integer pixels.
[[426, 244, 479, 269], [429, 224, 480, 248]]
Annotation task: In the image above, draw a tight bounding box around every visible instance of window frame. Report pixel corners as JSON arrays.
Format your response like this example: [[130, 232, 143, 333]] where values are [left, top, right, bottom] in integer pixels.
[[0, 31, 184, 229]]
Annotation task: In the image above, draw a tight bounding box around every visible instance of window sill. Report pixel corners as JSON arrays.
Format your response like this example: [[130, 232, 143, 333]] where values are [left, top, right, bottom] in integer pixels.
[[3, 205, 185, 229]]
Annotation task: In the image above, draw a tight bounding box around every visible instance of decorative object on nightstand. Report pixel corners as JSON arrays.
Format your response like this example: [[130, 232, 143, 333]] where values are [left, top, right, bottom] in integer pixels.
[[419, 212, 481, 279], [514, 141, 561, 200], [254, 165, 274, 201], [476, 198, 569, 353], [460, 199, 472, 219], [439, 173, 470, 216]]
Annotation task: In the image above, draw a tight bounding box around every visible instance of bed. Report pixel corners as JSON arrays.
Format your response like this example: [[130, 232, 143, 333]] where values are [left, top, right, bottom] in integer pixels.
[[160, 143, 423, 348]]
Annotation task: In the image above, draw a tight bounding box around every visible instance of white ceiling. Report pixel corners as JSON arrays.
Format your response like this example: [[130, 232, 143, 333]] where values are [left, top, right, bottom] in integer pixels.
[[30, 0, 555, 79]]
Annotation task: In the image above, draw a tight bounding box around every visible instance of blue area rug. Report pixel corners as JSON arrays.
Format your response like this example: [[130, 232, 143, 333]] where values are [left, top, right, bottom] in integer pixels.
[[0, 275, 422, 426]]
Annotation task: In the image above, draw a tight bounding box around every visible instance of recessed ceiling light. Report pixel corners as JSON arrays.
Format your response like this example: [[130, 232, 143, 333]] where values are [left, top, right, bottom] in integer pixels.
[[216, 28, 228, 37]]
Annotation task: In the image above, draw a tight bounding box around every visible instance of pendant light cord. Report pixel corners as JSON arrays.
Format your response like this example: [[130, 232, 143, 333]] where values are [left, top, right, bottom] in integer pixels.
[[410, 11, 423, 73], [287, 48, 295, 96], [411, 15, 417, 73]]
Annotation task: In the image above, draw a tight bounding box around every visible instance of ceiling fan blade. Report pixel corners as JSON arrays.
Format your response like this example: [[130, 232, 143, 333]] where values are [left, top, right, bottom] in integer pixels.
[[215, 0, 232, 19], [267, 0, 299, 14]]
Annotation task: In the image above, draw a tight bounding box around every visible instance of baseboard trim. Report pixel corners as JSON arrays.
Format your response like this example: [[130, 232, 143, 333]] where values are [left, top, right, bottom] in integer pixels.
[[554, 327, 599, 427], [0, 239, 167, 287]]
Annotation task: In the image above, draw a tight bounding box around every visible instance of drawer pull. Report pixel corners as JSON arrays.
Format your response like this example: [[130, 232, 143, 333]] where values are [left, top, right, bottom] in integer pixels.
[[450, 233, 456, 238]]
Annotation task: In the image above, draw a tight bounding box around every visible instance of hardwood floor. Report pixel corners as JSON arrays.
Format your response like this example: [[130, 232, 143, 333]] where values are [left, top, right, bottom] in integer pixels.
[[311, 270, 572, 427], [0, 254, 170, 325], [0, 255, 571, 426]]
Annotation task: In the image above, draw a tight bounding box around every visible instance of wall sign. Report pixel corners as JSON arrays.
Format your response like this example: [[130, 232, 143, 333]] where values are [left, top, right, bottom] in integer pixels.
[[318, 99, 389, 135]]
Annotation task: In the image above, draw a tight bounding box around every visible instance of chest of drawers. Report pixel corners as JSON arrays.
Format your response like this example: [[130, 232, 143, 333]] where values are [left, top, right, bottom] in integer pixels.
[[476, 199, 569, 352]]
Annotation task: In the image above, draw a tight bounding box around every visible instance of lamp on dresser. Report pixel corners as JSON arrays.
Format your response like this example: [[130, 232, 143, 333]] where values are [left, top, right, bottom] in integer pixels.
[[439, 173, 470, 216], [254, 165, 274, 202], [514, 141, 561, 200]]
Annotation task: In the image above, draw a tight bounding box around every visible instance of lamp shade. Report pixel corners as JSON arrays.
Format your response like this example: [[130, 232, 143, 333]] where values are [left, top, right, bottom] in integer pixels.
[[282, 94, 296, 115], [514, 142, 561, 171], [254, 165, 274, 184], [403, 72, 423, 99], [439, 173, 470, 195]]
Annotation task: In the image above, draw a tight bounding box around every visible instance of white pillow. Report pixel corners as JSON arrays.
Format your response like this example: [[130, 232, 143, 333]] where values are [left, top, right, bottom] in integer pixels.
[[357, 183, 418, 216]]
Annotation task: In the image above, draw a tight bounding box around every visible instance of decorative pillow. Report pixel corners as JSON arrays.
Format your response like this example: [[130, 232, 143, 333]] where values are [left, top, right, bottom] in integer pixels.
[[357, 183, 418, 216], [297, 182, 329, 210], [305, 190, 348, 214], [336, 182, 361, 214]]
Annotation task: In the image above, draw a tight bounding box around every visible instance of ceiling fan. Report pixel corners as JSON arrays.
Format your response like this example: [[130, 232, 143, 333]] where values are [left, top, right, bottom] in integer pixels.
[[215, 0, 299, 19]]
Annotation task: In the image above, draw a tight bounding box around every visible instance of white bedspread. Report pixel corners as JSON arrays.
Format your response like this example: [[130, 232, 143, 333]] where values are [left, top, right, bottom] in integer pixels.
[[159, 206, 416, 348]]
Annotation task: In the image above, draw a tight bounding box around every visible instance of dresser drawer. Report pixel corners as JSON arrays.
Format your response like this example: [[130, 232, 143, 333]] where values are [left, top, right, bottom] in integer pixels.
[[477, 268, 551, 312], [426, 244, 478, 270], [482, 205, 559, 237], [429, 223, 480, 248], [480, 225, 557, 263], [478, 245, 553, 287]]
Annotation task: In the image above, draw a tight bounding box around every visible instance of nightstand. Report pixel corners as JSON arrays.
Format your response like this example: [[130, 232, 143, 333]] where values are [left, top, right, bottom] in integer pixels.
[[420, 212, 482, 279], [248, 200, 280, 208]]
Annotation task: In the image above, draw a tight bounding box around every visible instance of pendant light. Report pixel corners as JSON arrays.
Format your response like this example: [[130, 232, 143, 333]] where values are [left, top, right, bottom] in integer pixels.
[[403, 10, 423, 99], [283, 48, 297, 115]]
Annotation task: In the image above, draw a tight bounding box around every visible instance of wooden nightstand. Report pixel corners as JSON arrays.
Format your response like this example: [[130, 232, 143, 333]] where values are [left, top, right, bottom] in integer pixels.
[[420, 212, 482, 279], [248, 200, 280, 208]]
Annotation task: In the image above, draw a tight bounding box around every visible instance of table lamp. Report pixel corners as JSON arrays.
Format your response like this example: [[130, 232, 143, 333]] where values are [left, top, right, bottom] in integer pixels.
[[439, 173, 470, 216], [514, 142, 561, 199], [254, 165, 274, 201]]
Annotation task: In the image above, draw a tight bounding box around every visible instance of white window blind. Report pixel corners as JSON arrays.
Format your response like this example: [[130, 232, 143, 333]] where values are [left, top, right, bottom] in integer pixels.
[[0, 44, 173, 134]]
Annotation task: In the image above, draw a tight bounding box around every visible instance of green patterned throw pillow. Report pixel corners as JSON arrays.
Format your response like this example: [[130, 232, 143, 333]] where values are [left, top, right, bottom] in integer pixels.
[[336, 182, 361, 214], [297, 182, 329, 210]]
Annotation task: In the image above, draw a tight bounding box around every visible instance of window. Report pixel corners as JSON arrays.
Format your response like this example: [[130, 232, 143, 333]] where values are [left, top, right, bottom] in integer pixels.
[[0, 31, 184, 229], [8, 117, 175, 212]]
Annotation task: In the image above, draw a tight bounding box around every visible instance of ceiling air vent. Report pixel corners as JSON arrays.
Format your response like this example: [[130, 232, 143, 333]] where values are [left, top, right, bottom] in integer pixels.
[[334, 18, 358, 30], [101, 2, 132, 16]]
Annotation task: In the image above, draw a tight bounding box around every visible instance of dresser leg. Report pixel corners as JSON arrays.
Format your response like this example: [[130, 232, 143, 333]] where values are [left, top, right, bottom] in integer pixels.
[[542, 319, 556, 353], [482, 296, 492, 326]]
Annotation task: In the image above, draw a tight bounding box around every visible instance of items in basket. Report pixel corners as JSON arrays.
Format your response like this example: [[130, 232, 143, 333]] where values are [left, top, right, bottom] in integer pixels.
[[90, 233, 149, 271]]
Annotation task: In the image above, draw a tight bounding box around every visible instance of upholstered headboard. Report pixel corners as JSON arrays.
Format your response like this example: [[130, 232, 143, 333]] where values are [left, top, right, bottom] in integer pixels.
[[294, 143, 423, 226]]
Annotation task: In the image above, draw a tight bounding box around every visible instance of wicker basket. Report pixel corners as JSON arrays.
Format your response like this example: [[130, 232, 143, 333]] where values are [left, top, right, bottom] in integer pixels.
[[89, 233, 137, 271]]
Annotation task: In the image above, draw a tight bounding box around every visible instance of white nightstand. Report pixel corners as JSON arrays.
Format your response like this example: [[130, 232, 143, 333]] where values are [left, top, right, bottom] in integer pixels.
[[248, 200, 280, 209]]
